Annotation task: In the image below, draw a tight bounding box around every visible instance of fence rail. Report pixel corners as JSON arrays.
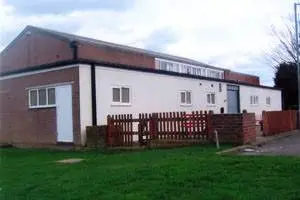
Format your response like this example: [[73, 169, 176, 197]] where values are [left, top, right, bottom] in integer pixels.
[[107, 111, 211, 147]]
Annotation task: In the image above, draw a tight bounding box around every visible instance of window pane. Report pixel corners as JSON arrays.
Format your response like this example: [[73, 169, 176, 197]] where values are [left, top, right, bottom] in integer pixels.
[[47, 88, 55, 105], [207, 94, 210, 104], [160, 61, 167, 70], [267, 97, 271, 105], [192, 68, 197, 75], [186, 66, 191, 74], [211, 94, 215, 104], [219, 83, 222, 92], [38, 88, 46, 105], [181, 92, 185, 103], [112, 88, 120, 102], [186, 92, 191, 104], [29, 90, 37, 106], [121, 87, 130, 103]]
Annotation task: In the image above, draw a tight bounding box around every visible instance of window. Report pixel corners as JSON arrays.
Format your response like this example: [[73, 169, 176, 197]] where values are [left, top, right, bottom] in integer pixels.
[[207, 93, 216, 105], [250, 95, 259, 105], [112, 86, 130, 104], [219, 83, 222, 92], [28, 87, 56, 108], [155, 58, 225, 79], [266, 97, 271, 105], [160, 61, 168, 70], [157, 59, 179, 72], [180, 91, 192, 105]]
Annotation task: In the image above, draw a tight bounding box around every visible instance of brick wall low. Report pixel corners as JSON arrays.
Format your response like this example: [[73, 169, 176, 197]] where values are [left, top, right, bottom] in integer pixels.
[[86, 126, 107, 148], [211, 113, 256, 145]]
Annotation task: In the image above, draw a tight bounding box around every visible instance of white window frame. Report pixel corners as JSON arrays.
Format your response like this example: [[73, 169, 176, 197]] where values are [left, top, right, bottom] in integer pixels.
[[179, 90, 192, 106], [111, 85, 132, 106], [207, 92, 216, 105], [28, 87, 56, 109], [250, 95, 259, 105]]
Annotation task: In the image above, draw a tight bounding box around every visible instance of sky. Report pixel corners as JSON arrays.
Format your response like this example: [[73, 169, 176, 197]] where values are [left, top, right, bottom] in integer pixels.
[[0, 0, 297, 86]]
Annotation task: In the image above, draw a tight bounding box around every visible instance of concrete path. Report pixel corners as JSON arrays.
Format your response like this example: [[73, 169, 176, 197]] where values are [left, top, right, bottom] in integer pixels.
[[238, 130, 300, 156]]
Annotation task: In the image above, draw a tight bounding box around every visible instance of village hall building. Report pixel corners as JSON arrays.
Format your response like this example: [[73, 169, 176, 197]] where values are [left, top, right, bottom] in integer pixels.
[[0, 26, 282, 147]]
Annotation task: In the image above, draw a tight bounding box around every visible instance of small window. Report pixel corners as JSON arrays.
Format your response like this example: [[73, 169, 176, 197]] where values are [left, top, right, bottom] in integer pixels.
[[250, 95, 259, 105], [266, 97, 271, 105], [112, 86, 130, 104], [180, 91, 192, 105], [207, 93, 216, 105], [219, 83, 222, 92], [28, 87, 56, 108]]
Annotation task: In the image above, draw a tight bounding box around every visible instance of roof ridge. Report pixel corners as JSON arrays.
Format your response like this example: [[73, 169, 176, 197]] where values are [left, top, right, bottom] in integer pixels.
[[27, 25, 226, 71]]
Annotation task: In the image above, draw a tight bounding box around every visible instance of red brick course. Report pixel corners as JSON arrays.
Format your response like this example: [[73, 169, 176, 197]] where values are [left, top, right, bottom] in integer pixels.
[[211, 113, 256, 145], [0, 67, 81, 147], [224, 70, 260, 85], [78, 43, 155, 69]]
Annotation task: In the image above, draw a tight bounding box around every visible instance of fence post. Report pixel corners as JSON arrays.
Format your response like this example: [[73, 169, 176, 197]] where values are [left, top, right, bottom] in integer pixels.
[[289, 110, 293, 131], [207, 110, 213, 141], [150, 113, 158, 140], [107, 115, 112, 147], [262, 111, 267, 136]]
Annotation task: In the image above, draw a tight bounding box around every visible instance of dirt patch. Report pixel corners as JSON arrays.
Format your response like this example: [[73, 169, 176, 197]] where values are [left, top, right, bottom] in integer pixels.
[[56, 158, 84, 164]]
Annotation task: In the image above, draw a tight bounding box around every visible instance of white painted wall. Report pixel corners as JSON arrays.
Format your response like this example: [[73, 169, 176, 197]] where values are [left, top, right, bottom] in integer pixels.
[[79, 64, 92, 145], [95, 66, 228, 125], [240, 85, 282, 121]]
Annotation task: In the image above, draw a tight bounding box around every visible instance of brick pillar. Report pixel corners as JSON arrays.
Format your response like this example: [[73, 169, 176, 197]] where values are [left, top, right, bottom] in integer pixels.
[[211, 113, 256, 145]]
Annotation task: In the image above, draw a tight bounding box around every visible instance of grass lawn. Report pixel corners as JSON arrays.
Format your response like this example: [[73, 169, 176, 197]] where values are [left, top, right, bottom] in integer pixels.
[[1, 146, 300, 200]]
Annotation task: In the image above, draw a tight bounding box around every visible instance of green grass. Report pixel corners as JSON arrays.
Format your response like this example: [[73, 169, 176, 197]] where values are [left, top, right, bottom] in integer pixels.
[[1, 146, 300, 200]]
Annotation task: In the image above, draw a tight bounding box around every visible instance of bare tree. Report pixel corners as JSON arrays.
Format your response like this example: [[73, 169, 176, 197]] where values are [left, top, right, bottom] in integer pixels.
[[265, 17, 297, 68]]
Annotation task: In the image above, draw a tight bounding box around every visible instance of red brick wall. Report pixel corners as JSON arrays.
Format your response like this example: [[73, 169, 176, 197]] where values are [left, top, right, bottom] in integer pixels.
[[0, 30, 73, 73], [242, 113, 256, 144], [78, 43, 155, 69], [211, 113, 256, 145], [224, 70, 260, 85], [0, 67, 81, 147]]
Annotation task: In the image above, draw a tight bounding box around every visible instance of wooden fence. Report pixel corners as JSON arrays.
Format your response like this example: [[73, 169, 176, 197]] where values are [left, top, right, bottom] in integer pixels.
[[262, 110, 298, 136], [107, 111, 211, 147]]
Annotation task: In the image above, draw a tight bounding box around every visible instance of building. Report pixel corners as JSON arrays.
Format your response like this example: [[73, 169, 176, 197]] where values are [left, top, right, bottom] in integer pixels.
[[0, 25, 282, 147]]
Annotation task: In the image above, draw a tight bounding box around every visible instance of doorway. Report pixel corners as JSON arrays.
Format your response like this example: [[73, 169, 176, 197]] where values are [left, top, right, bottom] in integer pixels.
[[227, 85, 240, 113], [56, 84, 73, 143]]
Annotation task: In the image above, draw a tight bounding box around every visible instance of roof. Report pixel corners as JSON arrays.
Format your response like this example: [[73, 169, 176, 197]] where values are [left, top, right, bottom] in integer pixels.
[[1, 25, 225, 71]]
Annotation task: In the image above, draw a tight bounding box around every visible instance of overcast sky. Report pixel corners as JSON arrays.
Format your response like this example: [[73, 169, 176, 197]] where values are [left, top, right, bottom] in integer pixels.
[[0, 0, 297, 86]]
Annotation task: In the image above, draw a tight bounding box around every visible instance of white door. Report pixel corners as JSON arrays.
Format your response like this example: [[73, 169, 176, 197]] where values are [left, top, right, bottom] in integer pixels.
[[56, 85, 74, 142]]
